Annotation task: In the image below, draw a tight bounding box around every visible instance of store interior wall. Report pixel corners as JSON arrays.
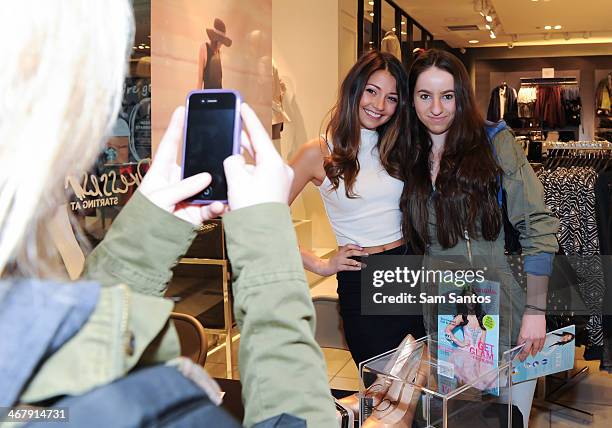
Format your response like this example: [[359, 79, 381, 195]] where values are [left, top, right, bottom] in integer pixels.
[[272, 0, 357, 250], [468, 46, 612, 141]]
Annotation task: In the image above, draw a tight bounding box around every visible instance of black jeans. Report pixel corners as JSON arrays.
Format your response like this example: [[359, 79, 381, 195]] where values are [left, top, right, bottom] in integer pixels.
[[336, 244, 426, 365]]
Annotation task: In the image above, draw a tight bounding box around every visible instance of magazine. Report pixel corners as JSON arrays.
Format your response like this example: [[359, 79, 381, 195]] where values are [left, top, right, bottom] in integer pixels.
[[437, 279, 501, 396], [509, 325, 576, 383]]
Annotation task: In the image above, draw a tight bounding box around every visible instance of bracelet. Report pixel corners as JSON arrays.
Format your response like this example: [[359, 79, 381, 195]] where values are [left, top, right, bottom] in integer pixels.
[[525, 304, 547, 313]]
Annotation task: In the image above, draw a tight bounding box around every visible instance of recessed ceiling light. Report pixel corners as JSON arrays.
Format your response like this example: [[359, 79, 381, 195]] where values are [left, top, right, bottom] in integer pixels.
[[402, 21, 406, 25], [392, 27, 396, 31], [468, 40, 479, 44], [369, 12, 374, 17], [401, 31, 407, 35], [485, 23, 491, 30], [368, 1, 374, 4], [489, 31, 496, 39], [554, 25, 562, 30], [138, 46, 144, 49], [144, 45, 150, 49], [485, 15, 493, 22], [544, 25, 552, 30]]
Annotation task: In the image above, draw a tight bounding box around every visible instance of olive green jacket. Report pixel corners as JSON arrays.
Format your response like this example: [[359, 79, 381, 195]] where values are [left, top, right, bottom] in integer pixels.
[[21, 192, 336, 427], [425, 128, 559, 345]]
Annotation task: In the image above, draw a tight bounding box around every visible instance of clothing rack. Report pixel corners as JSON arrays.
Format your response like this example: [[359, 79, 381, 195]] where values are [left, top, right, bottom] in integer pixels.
[[544, 140, 612, 150], [520, 77, 578, 86], [532, 141, 610, 423]]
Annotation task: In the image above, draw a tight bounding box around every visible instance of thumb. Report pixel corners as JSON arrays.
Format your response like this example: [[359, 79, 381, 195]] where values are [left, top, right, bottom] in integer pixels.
[[152, 172, 212, 206], [223, 154, 249, 181]]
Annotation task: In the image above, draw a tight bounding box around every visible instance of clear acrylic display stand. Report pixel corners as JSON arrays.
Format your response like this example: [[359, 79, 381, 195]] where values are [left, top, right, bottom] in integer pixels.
[[359, 335, 517, 428]]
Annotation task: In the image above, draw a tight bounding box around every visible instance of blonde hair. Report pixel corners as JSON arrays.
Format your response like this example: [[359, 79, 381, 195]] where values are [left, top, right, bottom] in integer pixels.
[[0, 1, 134, 276]]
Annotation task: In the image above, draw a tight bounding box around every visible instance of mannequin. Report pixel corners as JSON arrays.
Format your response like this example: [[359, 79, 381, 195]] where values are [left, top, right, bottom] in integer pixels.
[[381, 31, 401, 61], [196, 18, 232, 89], [272, 60, 290, 141]]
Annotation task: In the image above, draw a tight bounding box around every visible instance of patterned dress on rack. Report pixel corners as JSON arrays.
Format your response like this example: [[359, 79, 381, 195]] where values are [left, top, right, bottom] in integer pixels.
[[537, 166, 605, 356]]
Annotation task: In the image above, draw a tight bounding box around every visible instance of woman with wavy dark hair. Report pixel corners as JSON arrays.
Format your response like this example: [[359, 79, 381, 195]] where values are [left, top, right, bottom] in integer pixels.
[[400, 49, 559, 425], [289, 50, 425, 365]]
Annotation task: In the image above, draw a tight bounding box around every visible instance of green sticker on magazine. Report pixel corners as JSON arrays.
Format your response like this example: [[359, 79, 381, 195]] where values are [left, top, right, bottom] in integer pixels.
[[483, 315, 495, 330]]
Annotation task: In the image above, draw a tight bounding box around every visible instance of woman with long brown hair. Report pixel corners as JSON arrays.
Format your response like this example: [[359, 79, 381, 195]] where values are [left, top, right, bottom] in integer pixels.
[[289, 50, 425, 365], [400, 49, 559, 425]]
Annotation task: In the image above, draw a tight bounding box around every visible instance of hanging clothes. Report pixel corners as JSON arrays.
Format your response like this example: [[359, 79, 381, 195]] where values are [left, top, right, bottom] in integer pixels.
[[487, 84, 518, 122], [595, 171, 612, 372], [561, 86, 581, 126], [517, 86, 537, 118], [534, 85, 565, 129], [595, 73, 612, 115], [537, 158, 610, 360]]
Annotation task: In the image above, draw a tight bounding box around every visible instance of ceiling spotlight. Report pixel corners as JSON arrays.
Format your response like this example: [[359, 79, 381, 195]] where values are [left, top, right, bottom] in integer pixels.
[[369, 12, 374, 17], [554, 25, 562, 30], [485, 14, 493, 22], [469, 39, 480, 44], [489, 31, 496, 39], [401, 31, 407, 35], [485, 23, 491, 30], [145, 45, 150, 49], [544, 25, 552, 30], [368, 1, 374, 5], [138, 46, 144, 49], [402, 21, 406, 25]]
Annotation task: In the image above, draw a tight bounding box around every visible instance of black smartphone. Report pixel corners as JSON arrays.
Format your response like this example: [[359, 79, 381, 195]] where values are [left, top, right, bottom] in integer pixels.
[[181, 89, 241, 204]]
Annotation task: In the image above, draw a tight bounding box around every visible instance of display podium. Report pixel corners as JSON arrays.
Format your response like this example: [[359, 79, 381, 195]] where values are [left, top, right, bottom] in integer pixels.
[[359, 335, 521, 428]]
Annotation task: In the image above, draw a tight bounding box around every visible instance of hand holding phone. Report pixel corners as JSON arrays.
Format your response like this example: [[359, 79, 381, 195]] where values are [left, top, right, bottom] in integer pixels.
[[223, 103, 294, 211], [138, 106, 225, 225]]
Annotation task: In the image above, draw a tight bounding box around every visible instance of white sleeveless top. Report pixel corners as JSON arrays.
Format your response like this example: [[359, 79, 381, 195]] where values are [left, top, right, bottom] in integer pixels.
[[318, 128, 404, 247]]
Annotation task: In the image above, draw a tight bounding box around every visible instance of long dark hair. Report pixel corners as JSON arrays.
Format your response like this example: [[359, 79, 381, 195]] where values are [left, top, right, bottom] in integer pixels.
[[400, 49, 502, 252], [325, 50, 409, 198], [456, 289, 486, 331]]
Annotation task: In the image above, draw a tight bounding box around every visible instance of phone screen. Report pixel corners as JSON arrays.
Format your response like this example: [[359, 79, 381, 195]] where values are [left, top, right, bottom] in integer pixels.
[[183, 91, 237, 201]]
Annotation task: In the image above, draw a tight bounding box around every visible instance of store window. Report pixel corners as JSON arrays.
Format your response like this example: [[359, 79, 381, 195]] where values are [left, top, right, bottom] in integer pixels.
[[66, 0, 151, 246], [413, 24, 423, 51], [358, 0, 432, 68], [362, 0, 376, 53], [400, 15, 409, 62]]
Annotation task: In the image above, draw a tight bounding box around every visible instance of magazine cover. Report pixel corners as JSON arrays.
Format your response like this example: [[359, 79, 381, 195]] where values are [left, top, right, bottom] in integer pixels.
[[437, 279, 501, 396], [510, 325, 576, 383]]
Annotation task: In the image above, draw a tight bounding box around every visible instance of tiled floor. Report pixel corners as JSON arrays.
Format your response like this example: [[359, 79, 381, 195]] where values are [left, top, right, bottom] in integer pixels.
[[527, 347, 612, 427]]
